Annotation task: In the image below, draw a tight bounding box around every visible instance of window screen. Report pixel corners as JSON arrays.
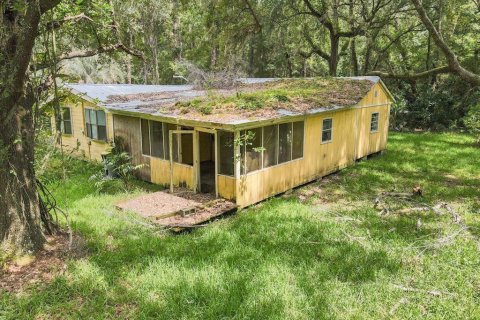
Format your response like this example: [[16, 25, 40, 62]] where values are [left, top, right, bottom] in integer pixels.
[[164, 123, 176, 160], [242, 128, 262, 174], [141, 119, 150, 155], [61, 107, 72, 135], [85, 109, 107, 141], [150, 121, 164, 158], [292, 121, 304, 159], [218, 131, 234, 176], [322, 118, 333, 143], [263, 125, 278, 168], [370, 112, 379, 132], [278, 123, 292, 164]]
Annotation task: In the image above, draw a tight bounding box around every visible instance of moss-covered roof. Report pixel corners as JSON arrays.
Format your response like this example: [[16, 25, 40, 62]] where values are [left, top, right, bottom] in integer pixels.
[[66, 77, 383, 126]]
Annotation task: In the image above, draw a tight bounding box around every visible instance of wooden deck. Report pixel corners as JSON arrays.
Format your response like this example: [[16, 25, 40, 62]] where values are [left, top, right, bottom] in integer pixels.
[[116, 189, 237, 229]]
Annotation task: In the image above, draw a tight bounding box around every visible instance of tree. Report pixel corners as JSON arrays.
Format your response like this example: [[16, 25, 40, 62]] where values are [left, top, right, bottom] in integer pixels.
[[0, 0, 61, 254], [0, 0, 141, 254]]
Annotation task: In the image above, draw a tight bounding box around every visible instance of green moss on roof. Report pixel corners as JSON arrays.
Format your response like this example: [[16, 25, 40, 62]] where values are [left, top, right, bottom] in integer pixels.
[[170, 78, 374, 116]]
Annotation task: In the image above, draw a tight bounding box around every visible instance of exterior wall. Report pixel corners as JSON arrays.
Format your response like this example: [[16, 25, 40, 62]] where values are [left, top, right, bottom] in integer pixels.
[[218, 175, 236, 200], [60, 81, 391, 207], [235, 83, 392, 208], [55, 99, 113, 161], [112, 114, 151, 181]]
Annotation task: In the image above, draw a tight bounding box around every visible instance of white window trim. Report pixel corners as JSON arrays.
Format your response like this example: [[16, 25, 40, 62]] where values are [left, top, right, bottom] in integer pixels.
[[84, 108, 108, 142], [321, 118, 333, 144]]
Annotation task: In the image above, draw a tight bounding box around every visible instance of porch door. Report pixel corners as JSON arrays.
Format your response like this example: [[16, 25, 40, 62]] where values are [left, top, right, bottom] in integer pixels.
[[169, 129, 195, 193], [195, 128, 218, 197]]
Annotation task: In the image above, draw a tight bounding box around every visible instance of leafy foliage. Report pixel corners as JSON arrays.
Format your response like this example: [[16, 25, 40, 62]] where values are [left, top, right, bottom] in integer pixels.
[[463, 104, 480, 143], [89, 140, 145, 194]]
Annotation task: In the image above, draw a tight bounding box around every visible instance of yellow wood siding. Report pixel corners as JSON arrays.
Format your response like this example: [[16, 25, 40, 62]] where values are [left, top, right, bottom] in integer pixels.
[[55, 99, 113, 161], [150, 158, 170, 186], [172, 163, 194, 188], [217, 175, 236, 200], [235, 83, 392, 207], [59, 81, 392, 207]]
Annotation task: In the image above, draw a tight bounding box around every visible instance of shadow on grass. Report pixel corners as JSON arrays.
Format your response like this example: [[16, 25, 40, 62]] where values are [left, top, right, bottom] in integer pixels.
[[3, 198, 401, 319], [320, 132, 480, 202]]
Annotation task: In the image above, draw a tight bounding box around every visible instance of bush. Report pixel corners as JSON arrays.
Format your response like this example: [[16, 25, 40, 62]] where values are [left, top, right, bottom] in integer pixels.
[[89, 139, 145, 194], [463, 104, 480, 144]]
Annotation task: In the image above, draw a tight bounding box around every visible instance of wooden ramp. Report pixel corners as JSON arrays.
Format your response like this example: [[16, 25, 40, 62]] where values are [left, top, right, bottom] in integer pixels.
[[116, 189, 237, 229]]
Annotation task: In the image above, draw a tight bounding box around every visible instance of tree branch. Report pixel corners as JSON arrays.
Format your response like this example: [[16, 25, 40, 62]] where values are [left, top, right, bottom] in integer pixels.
[[59, 43, 143, 61], [45, 13, 93, 31], [368, 65, 451, 80], [410, 0, 480, 86]]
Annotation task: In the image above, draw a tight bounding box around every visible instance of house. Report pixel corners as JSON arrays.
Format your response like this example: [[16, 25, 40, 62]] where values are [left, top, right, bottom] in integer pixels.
[[56, 77, 394, 208]]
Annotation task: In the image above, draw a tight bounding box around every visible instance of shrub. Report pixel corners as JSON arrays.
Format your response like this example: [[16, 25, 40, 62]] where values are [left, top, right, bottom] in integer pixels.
[[90, 139, 145, 194], [463, 104, 480, 144]]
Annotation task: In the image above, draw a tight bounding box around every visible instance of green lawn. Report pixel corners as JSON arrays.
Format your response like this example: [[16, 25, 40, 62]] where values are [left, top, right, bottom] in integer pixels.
[[1, 132, 480, 319]]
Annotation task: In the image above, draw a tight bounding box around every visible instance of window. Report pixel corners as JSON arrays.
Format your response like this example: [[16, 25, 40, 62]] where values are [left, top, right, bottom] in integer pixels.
[[371, 112, 379, 132], [321, 118, 333, 143], [241, 128, 262, 174], [263, 125, 278, 168], [218, 131, 234, 176], [278, 123, 292, 163], [141, 119, 151, 155], [292, 121, 304, 159], [151, 121, 164, 158], [141, 119, 169, 159], [85, 109, 107, 141], [239, 121, 305, 175], [61, 107, 72, 135]]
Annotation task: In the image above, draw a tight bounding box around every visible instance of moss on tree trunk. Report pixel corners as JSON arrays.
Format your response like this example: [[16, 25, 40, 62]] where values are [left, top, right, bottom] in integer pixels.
[[0, 102, 45, 254]]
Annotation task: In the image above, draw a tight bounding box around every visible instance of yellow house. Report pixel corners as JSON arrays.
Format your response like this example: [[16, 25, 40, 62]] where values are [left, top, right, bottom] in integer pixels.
[[56, 77, 394, 208]]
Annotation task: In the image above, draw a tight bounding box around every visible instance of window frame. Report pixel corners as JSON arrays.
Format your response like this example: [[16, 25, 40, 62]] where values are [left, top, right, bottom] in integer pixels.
[[321, 118, 333, 144], [140, 118, 151, 156], [370, 112, 380, 133], [240, 120, 305, 177], [84, 108, 108, 142], [61, 106, 73, 135], [141, 119, 169, 159]]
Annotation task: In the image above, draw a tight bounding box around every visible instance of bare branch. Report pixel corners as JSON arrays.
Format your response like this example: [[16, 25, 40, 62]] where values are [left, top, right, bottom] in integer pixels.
[[58, 43, 143, 61], [368, 65, 451, 80], [45, 13, 93, 31]]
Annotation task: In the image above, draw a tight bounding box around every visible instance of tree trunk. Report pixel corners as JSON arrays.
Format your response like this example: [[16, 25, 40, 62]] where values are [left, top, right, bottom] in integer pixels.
[[0, 97, 45, 254], [329, 34, 339, 76], [350, 38, 359, 76]]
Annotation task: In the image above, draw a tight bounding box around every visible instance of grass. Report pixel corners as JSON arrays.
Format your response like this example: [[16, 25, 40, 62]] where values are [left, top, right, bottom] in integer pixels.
[[1, 132, 480, 319]]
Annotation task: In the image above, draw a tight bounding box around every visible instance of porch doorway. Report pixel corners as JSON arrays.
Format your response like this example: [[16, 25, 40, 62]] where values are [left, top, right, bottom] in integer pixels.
[[198, 131, 216, 193]]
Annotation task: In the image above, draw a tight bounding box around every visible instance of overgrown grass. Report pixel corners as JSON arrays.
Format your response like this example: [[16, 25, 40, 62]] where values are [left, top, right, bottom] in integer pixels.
[[1, 132, 480, 319], [173, 78, 372, 114]]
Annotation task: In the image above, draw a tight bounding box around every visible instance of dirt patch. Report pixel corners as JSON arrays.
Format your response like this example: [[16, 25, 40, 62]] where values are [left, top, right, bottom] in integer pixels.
[[116, 189, 236, 228], [116, 191, 204, 218], [0, 233, 87, 294]]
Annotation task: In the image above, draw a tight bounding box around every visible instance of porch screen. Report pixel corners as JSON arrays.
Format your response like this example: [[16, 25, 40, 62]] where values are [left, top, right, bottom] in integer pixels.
[[241, 128, 262, 174], [278, 123, 292, 164], [218, 130, 234, 176], [263, 125, 278, 168], [292, 121, 304, 159]]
